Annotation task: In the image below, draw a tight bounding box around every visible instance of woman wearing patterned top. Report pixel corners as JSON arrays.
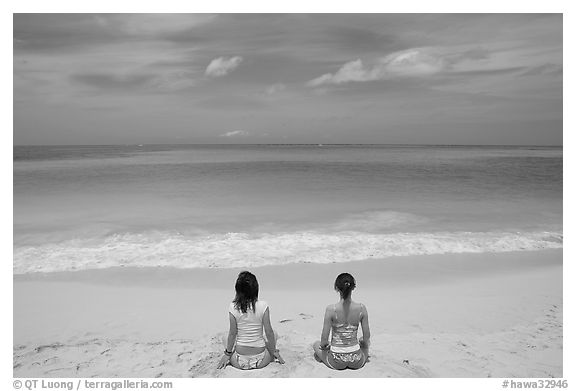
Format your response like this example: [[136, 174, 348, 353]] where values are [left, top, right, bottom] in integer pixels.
[[313, 273, 370, 370]]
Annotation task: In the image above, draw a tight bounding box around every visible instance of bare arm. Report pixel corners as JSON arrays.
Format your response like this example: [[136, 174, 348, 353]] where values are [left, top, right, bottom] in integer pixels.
[[217, 313, 237, 369], [263, 307, 285, 364], [226, 313, 238, 352], [360, 304, 370, 347], [320, 306, 332, 348], [262, 307, 276, 353]]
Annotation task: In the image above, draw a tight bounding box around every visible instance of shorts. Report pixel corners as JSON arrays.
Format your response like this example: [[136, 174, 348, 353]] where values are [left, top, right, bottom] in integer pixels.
[[327, 349, 366, 369], [232, 350, 268, 370]]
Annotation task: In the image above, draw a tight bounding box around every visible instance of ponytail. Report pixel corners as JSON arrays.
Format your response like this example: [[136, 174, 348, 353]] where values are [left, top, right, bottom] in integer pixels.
[[334, 273, 356, 299]]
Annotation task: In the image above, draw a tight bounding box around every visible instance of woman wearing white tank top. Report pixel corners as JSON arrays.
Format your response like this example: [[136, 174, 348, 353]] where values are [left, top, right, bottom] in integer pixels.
[[217, 271, 285, 370]]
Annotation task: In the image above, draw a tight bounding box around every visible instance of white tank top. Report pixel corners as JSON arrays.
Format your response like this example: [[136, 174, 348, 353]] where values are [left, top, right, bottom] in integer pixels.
[[229, 300, 268, 348]]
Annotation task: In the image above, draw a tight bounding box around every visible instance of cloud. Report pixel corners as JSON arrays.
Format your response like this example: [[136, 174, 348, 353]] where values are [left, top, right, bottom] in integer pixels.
[[326, 26, 397, 53], [264, 83, 286, 95], [117, 14, 216, 36], [307, 48, 447, 86], [71, 71, 198, 93], [205, 56, 243, 77], [520, 63, 562, 77], [71, 72, 156, 90], [149, 71, 198, 91], [13, 14, 216, 53], [219, 130, 250, 137]]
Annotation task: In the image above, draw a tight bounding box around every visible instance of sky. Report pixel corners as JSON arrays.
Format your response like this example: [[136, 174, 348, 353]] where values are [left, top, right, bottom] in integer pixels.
[[13, 13, 563, 145]]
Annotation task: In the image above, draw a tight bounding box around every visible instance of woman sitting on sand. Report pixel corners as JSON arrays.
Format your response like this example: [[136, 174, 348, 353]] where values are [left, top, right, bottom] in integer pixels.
[[313, 273, 370, 370], [217, 271, 285, 370]]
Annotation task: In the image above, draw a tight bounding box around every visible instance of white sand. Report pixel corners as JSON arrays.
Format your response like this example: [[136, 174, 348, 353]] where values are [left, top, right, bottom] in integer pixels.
[[13, 250, 562, 377]]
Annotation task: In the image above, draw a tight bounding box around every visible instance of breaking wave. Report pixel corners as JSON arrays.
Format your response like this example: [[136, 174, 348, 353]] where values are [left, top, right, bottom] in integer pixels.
[[13, 229, 563, 274]]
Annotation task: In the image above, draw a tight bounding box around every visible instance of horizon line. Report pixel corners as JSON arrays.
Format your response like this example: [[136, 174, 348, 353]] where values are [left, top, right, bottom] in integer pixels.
[[13, 143, 563, 148]]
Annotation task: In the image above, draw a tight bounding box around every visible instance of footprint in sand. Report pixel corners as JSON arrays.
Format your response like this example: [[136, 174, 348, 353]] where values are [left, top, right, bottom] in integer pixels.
[[43, 356, 59, 365], [279, 313, 313, 323], [176, 351, 195, 363], [35, 343, 65, 354], [188, 351, 221, 377], [76, 361, 93, 372], [399, 360, 432, 377]]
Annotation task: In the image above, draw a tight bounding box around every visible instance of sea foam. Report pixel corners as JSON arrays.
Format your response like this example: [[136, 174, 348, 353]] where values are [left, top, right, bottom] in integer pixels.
[[13, 229, 562, 274]]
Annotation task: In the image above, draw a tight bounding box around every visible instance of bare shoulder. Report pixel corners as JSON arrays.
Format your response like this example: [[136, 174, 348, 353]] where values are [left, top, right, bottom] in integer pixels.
[[356, 302, 368, 313]]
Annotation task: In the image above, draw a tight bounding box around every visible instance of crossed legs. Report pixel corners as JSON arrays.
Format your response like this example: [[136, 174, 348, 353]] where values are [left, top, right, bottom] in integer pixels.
[[222, 334, 275, 370], [312, 338, 369, 370]]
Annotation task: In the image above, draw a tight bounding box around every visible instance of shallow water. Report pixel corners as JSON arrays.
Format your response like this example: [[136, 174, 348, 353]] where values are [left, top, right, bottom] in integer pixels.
[[13, 144, 562, 273]]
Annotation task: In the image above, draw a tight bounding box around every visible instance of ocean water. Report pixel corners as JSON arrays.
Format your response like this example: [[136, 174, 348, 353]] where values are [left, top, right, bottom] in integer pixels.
[[13, 145, 562, 274]]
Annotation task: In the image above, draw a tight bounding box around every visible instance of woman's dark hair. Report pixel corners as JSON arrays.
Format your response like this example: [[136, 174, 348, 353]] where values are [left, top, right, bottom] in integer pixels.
[[334, 273, 356, 300], [233, 271, 259, 313]]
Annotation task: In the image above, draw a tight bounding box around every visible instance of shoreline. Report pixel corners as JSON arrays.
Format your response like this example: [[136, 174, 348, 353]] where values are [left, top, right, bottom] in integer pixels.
[[14, 249, 563, 377], [14, 248, 562, 285]]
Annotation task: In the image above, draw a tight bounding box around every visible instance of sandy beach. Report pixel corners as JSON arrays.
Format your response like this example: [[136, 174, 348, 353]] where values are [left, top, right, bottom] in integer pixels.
[[13, 249, 562, 378], [13, 12, 564, 382]]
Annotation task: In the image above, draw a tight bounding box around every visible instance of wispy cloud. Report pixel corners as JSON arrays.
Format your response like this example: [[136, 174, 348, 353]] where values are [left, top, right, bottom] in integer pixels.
[[205, 56, 243, 77], [520, 63, 563, 76], [13, 14, 562, 145], [307, 43, 563, 89], [70, 70, 198, 93], [219, 130, 250, 137], [307, 48, 447, 87], [71, 72, 156, 90], [115, 14, 216, 36], [264, 83, 286, 95], [13, 14, 216, 53]]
